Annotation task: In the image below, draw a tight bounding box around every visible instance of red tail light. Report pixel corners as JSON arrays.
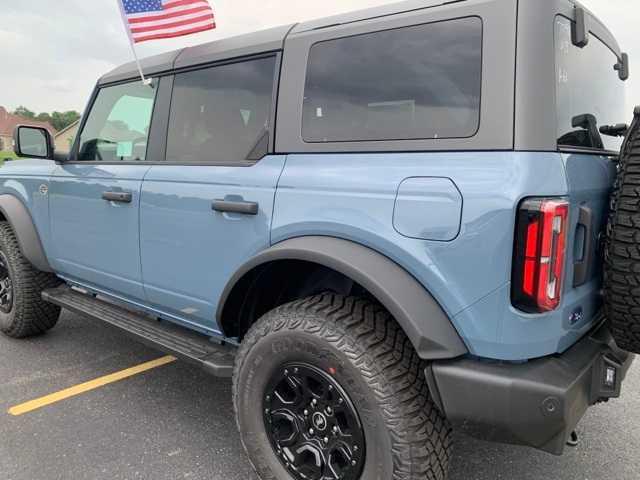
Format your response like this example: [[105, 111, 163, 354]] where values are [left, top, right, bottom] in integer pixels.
[[512, 198, 569, 313]]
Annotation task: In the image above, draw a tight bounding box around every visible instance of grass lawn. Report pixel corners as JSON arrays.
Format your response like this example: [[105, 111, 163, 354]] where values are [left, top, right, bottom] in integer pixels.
[[0, 150, 17, 163]]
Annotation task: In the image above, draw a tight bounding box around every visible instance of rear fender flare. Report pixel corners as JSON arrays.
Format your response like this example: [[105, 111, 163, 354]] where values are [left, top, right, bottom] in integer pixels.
[[218, 236, 467, 360]]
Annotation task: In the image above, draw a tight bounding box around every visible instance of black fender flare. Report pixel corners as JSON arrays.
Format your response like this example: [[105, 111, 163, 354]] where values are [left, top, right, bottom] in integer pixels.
[[0, 194, 52, 272], [218, 236, 467, 360]]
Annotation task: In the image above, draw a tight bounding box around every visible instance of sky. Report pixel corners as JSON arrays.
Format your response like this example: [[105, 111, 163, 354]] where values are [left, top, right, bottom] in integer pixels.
[[0, 0, 637, 118]]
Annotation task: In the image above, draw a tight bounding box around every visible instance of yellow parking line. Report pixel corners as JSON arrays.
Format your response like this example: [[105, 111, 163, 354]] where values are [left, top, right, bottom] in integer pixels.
[[8, 355, 177, 416]]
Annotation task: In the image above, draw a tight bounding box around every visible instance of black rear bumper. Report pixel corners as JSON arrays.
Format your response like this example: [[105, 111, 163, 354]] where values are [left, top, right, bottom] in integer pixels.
[[426, 322, 634, 455]]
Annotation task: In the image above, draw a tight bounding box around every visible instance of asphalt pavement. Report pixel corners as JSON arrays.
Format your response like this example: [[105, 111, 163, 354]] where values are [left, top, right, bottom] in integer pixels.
[[0, 310, 638, 480]]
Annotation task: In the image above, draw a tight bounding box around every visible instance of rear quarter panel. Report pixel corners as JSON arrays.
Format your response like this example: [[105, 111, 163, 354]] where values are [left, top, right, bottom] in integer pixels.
[[273, 152, 577, 360]]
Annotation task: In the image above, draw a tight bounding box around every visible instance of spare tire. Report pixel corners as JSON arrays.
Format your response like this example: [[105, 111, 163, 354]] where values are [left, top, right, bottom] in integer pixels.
[[605, 107, 640, 354]]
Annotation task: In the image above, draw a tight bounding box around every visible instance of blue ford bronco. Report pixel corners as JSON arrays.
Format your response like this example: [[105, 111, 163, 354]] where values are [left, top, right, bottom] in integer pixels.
[[2, 0, 637, 478]]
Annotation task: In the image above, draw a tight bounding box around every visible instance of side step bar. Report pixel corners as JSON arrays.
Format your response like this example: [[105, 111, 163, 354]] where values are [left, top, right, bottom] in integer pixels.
[[42, 285, 236, 377]]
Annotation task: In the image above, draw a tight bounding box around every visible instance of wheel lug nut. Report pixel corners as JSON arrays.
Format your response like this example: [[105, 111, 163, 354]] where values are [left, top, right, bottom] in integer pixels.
[[351, 460, 357, 466], [326, 407, 332, 414], [353, 445, 358, 451], [332, 426, 338, 434], [284, 369, 289, 376], [303, 409, 309, 416], [324, 437, 329, 444], [309, 428, 315, 435], [311, 399, 318, 406]]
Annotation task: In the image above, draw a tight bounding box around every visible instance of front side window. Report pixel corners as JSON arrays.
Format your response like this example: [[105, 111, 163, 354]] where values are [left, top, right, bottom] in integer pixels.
[[78, 82, 156, 162], [166, 56, 276, 164], [302, 17, 483, 143], [555, 16, 627, 152]]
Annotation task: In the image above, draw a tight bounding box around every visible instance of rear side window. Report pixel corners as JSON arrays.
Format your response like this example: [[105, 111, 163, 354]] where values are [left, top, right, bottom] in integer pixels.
[[78, 82, 156, 162], [166, 56, 276, 164], [302, 17, 483, 143]]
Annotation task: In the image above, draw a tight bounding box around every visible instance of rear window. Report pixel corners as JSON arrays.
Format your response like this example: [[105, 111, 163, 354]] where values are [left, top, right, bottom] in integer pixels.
[[555, 16, 627, 153], [302, 17, 483, 143]]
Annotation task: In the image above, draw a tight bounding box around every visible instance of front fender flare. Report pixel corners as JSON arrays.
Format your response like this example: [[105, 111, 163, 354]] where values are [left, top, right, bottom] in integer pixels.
[[0, 194, 52, 272], [218, 236, 467, 360]]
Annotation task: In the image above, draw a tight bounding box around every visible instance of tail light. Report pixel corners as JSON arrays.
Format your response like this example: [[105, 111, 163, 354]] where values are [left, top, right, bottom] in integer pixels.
[[512, 197, 569, 313]]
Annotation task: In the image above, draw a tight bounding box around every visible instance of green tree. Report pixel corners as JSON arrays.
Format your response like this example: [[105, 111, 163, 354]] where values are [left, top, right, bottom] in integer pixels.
[[36, 112, 52, 124], [13, 106, 35, 119], [50, 111, 80, 131]]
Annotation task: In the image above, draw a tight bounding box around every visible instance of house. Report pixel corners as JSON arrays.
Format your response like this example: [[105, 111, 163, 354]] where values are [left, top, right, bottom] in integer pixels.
[[54, 120, 80, 153], [0, 106, 56, 152]]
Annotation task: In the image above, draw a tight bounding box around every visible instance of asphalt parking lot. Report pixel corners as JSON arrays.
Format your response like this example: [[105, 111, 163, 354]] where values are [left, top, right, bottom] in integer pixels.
[[1, 310, 638, 480]]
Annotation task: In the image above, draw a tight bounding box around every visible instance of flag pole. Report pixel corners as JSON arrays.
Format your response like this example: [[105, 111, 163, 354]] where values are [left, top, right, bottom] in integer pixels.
[[116, 0, 152, 86]]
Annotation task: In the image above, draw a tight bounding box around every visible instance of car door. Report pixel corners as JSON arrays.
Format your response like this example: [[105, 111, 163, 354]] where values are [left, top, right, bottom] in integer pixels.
[[48, 80, 157, 302], [139, 55, 284, 334]]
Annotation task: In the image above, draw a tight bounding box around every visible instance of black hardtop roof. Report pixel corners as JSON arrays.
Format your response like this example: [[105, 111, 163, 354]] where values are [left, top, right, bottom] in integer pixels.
[[99, 0, 621, 86], [99, 23, 294, 85], [99, 0, 467, 85]]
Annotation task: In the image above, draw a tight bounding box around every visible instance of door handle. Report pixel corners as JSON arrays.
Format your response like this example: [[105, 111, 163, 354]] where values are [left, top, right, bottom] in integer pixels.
[[212, 199, 259, 215], [102, 191, 133, 203]]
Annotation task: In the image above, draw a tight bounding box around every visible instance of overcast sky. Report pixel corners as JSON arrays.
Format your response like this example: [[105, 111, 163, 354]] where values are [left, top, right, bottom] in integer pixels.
[[0, 0, 637, 118]]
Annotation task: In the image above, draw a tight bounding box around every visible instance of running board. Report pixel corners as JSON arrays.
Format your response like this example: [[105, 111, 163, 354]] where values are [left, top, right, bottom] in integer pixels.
[[42, 285, 236, 377]]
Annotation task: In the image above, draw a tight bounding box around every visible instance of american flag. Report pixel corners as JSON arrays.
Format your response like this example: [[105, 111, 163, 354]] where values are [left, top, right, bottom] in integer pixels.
[[120, 0, 216, 43]]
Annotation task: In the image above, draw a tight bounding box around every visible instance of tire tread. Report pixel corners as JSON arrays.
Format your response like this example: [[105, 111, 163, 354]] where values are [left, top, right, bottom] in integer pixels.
[[0, 222, 61, 338], [233, 293, 452, 480], [605, 118, 640, 353]]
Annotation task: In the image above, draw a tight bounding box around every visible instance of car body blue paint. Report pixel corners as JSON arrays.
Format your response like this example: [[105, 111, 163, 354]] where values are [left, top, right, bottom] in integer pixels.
[[48, 163, 151, 301], [272, 151, 611, 360], [0, 159, 58, 259], [0, 149, 613, 361], [393, 177, 462, 241], [138, 155, 286, 332]]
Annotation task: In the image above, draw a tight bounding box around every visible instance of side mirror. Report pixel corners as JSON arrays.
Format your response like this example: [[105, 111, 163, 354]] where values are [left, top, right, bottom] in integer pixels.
[[13, 125, 54, 159]]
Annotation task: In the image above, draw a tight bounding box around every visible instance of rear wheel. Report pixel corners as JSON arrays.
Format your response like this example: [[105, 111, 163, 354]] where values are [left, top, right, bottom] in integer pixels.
[[233, 293, 452, 480], [0, 222, 61, 338]]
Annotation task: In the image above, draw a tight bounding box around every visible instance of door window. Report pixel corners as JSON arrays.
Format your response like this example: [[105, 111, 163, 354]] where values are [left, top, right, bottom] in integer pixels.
[[165, 56, 277, 164], [78, 82, 156, 162]]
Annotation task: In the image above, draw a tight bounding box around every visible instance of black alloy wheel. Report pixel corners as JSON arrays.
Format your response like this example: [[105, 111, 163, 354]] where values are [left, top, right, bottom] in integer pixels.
[[0, 250, 14, 313], [263, 363, 365, 480]]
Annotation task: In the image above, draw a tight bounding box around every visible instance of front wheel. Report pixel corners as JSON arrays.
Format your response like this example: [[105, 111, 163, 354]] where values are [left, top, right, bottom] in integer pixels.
[[233, 294, 452, 480], [0, 222, 61, 338]]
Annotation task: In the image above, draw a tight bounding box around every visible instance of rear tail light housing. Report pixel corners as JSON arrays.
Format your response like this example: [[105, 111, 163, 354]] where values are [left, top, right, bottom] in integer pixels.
[[512, 197, 569, 313]]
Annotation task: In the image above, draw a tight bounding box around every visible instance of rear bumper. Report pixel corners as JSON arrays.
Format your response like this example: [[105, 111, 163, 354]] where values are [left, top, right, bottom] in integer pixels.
[[426, 322, 634, 455]]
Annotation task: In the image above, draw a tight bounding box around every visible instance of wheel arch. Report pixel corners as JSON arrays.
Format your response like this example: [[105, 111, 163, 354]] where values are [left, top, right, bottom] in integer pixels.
[[218, 236, 467, 360], [0, 194, 52, 272]]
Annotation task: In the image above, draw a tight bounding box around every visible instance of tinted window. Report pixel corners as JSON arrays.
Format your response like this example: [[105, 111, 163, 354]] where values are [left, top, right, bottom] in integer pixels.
[[166, 57, 276, 164], [303, 17, 482, 143], [555, 16, 626, 152], [78, 82, 156, 161]]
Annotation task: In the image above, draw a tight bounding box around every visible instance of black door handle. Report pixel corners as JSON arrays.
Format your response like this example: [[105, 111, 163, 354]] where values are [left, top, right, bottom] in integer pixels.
[[102, 191, 133, 203], [212, 199, 259, 215]]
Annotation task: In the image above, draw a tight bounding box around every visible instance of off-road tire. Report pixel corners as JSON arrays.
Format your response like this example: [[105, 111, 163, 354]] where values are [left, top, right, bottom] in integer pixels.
[[233, 293, 453, 480], [0, 222, 61, 338], [605, 109, 640, 353]]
